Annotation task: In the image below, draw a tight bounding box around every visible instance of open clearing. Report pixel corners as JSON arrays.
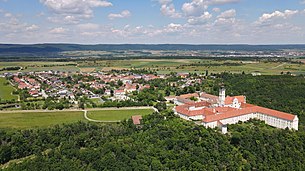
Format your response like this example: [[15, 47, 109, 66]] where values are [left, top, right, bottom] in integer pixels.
[[0, 111, 85, 129], [87, 108, 154, 121], [0, 77, 18, 101]]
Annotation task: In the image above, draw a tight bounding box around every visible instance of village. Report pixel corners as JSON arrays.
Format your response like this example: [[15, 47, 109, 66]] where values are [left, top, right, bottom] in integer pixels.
[[2, 70, 204, 109], [1, 69, 299, 133], [3, 70, 163, 103]]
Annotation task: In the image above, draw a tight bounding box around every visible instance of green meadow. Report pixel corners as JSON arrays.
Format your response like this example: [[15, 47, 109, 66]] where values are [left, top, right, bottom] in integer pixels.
[[87, 108, 154, 121], [0, 111, 85, 129], [0, 77, 18, 101]]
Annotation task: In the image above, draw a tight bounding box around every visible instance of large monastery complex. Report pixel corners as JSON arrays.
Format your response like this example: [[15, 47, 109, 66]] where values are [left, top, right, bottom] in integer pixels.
[[172, 87, 299, 133]]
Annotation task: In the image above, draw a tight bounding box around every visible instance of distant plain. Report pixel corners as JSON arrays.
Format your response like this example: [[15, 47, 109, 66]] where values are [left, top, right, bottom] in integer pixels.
[[1, 59, 304, 75]]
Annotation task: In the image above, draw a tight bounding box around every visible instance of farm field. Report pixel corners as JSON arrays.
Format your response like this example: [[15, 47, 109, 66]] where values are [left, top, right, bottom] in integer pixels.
[[0, 111, 85, 129], [1, 59, 305, 75], [0, 77, 18, 101], [0, 61, 79, 74], [87, 108, 154, 121]]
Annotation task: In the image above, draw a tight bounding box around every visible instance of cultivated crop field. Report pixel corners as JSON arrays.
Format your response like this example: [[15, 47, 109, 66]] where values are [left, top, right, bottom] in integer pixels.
[[1, 59, 304, 75], [0, 111, 85, 129], [0, 61, 79, 74], [87, 108, 154, 121], [0, 77, 18, 101]]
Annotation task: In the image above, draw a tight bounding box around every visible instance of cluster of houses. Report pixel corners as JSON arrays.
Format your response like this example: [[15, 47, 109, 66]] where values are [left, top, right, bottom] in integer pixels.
[[13, 76, 42, 97], [170, 86, 299, 133], [7, 71, 166, 102]]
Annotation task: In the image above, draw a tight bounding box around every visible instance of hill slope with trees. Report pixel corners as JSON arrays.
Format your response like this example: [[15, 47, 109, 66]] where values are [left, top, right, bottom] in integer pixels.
[[1, 74, 305, 170]]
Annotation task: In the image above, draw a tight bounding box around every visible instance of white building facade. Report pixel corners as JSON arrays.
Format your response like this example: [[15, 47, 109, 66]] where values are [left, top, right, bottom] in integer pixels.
[[174, 88, 299, 132]]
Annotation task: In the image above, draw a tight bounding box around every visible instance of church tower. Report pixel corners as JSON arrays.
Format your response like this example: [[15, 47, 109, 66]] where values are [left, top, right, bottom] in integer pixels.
[[219, 85, 226, 106]]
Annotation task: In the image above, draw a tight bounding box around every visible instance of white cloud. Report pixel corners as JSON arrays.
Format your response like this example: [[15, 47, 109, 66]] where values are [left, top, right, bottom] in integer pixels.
[[182, 0, 239, 16], [0, 13, 31, 34], [40, 0, 112, 23], [49, 27, 68, 34], [258, 10, 298, 24], [214, 9, 237, 26], [108, 10, 131, 20], [217, 9, 236, 18], [160, 3, 182, 18], [47, 15, 79, 24], [182, 0, 207, 16], [187, 12, 212, 25], [77, 23, 100, 31], [158, 0, 181, 18], [4, 12, 12, 17], [25, 24, 39, 31], [165, 23, 183, 32]]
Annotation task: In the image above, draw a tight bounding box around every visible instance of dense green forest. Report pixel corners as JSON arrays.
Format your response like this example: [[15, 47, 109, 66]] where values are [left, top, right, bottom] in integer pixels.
[[1, 112, 305, 170], [1, 74, 305, 170]]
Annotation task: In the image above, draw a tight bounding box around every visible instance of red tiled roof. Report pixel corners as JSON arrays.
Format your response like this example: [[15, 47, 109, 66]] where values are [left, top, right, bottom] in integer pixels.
[[175, 105, 214, 117], [255, 106, 296, 121], [115, 89, 125, 93], [203, 105, 296, 122], [179, 93, 199, 99], [13, 77, 21, 83], [225, 95, 246, 105], [132, 115, 142, 125], [176, 99, 296, 123], [200, 92, 218, 100], [177, 97, 194, 104]]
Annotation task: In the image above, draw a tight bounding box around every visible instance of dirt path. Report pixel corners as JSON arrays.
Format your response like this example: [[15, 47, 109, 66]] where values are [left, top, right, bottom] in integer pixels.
[[83, 110, 120, 123], [83, 106, 158, 123], [271, 63, 286, 69]]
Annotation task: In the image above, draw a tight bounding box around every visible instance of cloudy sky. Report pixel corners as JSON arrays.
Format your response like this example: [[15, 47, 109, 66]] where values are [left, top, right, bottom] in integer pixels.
[[0, 0, 305, 44]]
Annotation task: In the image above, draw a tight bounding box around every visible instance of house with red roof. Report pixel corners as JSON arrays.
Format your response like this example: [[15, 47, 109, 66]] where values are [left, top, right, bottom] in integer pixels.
[[124, 83, 137, 93], [131, 115, 142, 125]]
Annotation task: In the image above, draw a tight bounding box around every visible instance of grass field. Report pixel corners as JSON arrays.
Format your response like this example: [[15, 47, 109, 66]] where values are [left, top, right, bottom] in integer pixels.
[[1, 59, 305, 75], [0, 111, 85, 129], [87, 108, 154, 121], [77, 59, 305, 75], [0, 62, 79, 74], [0, 77, 18, 101]]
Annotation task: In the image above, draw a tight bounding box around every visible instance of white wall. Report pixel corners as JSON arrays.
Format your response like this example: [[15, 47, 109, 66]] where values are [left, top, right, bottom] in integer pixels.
[[176, 110, 298, 131]]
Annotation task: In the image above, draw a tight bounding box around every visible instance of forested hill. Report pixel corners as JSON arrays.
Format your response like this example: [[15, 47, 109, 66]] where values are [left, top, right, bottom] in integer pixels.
[[2, 113, 305, 170], [1, 44, 305, 53]]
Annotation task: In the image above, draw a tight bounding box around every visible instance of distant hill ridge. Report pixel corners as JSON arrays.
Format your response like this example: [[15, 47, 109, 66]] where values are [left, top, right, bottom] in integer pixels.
[[1, 44, 305, 53]]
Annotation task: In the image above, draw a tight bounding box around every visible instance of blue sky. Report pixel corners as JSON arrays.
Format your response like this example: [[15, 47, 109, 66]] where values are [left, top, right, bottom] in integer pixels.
[[0, 0, 305, 44]]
